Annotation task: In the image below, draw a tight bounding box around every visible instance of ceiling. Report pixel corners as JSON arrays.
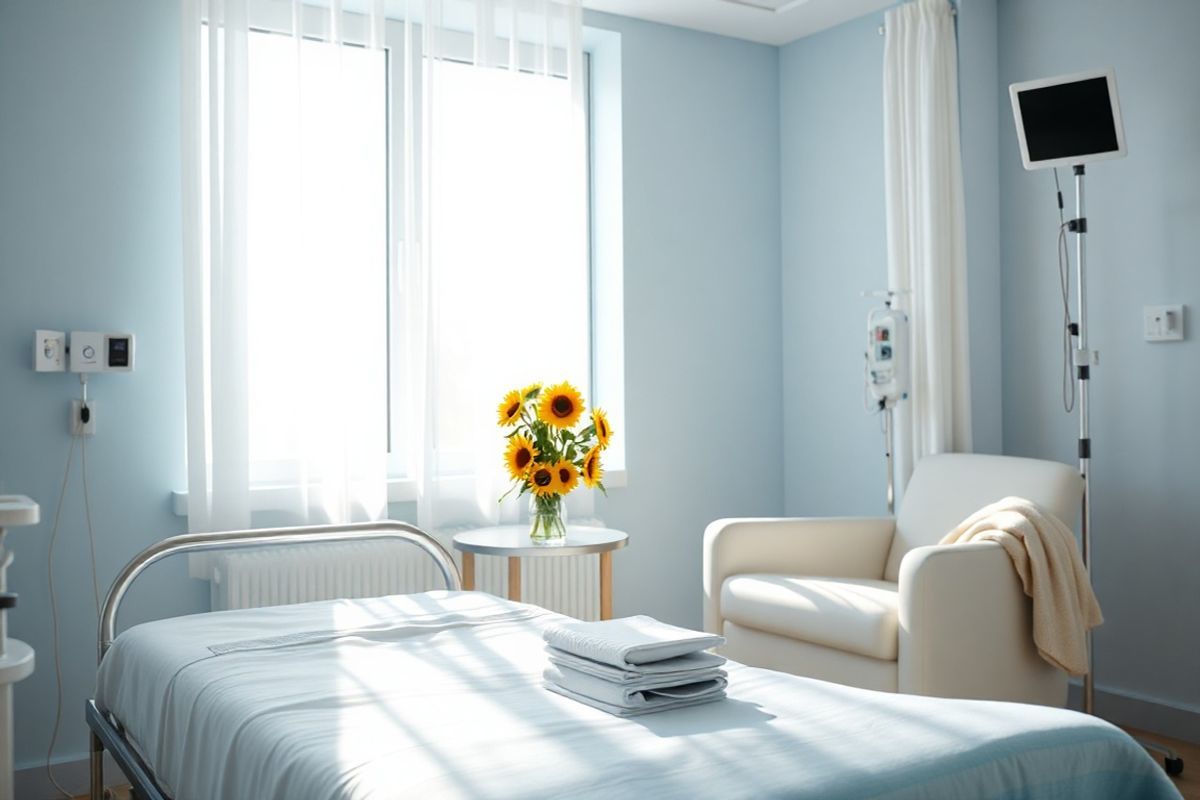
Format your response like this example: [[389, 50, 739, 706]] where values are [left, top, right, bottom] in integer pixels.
[[582, 0, 894, 46]]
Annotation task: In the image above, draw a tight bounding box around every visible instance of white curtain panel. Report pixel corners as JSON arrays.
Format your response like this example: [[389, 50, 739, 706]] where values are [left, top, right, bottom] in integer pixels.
[[882, 0, 972, 500], [179, 0, 586, 532], [403, 0, 589, 533]]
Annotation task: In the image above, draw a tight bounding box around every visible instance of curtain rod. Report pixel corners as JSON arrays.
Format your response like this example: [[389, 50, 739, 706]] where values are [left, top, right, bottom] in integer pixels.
[[878, 5, 956, 35]]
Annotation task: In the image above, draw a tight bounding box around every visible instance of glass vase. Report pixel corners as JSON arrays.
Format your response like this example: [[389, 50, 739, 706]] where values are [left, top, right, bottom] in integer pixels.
[[529, 494, 567, 545]]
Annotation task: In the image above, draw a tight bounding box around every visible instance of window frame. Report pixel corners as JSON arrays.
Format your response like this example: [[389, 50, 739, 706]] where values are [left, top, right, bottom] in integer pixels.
[[174, 6, 623, 518]]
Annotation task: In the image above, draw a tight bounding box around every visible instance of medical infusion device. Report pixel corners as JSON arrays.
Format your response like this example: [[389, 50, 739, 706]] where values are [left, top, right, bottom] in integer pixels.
[[863, 291, 908, 514], [865, 300, 909, 409]]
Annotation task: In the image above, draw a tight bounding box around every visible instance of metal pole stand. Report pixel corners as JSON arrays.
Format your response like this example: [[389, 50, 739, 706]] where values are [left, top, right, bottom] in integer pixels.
[[884, 404, 896, 515], [1070, 165, 1183, 776]]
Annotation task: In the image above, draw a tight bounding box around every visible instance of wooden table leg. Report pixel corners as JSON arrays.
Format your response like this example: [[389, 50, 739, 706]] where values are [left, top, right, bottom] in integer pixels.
[[461, 552, 475, 591], [507, 556, 522, 602], [599, 551, 613, 620]]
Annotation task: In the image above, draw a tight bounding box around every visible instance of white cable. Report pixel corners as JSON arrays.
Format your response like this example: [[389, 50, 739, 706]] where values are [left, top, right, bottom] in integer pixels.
[[82, 436, 102, 617], [1053, 168, 1076, 414], [44, 437, 77, 800]]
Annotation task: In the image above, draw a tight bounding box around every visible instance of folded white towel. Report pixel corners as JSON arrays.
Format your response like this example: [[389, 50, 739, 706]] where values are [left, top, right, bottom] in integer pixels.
[[544, 663, 727, 710], [543, 615, 725, 668], [546, 646, 726, 684], [544, 672, 727, 718]]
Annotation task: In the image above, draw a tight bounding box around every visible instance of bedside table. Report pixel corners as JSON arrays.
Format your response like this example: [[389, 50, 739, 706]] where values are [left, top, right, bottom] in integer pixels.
[[452, 526, 627, 619]]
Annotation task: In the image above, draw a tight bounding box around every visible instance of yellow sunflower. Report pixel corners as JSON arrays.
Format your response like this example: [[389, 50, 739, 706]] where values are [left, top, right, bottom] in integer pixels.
[[521, 382, 542, 400], [504, 435, 538, 481], [581, 446, 604, 488], [528, 462, 560, 497], [552, 459, 580, 494], [591, 408, 612, 449], [497, 389, 524, 426], [537, 381, 584, 429]]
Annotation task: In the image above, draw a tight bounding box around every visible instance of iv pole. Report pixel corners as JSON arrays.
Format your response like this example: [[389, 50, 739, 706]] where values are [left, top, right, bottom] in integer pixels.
[[1073, 164, 1094, 715], [1070, 165, 1183, 774]]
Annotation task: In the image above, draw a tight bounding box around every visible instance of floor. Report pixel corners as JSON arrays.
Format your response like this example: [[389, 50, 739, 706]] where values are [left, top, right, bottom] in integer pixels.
[[1126, 728, 1198, 800], [75, 729, 1198, 800]]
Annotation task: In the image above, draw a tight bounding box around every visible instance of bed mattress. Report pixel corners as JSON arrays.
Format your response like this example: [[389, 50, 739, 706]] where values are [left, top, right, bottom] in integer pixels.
[[95, 591, 1180, 800]]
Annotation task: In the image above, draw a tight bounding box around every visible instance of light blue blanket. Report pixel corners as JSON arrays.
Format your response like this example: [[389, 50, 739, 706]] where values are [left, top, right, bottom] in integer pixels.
[[97, 591, 1182, 799]]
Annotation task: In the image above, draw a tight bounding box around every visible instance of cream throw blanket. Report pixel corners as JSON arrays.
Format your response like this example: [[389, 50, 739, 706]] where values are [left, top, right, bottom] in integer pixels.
[[939, 496, 1103, 676]]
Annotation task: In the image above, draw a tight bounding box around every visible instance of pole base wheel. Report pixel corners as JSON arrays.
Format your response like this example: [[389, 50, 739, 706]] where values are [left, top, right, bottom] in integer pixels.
[[1165, 756, 1184, 776]]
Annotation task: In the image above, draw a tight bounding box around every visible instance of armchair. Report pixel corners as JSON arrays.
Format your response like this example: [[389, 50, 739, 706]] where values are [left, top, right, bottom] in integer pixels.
[[703, 453, 1083, 706]]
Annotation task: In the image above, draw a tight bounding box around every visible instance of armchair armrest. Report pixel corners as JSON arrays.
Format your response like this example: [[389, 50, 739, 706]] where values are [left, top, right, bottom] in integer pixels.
[[898, 541, 1066, 705], [703, 517, 895, 634]]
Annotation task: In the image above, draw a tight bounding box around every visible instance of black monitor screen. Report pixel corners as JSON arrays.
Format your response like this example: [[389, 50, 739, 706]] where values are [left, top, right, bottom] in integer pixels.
[[108, 337, 130, 368], [1017, 77, 1120, 163]]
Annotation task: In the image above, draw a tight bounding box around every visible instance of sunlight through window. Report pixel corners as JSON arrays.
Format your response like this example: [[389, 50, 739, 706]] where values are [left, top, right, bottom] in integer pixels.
[[428, 60, 590, 471]]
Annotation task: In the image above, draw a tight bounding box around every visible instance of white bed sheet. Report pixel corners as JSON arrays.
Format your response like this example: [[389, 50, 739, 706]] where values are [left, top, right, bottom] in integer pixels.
[[96, 591, 1180, 800]]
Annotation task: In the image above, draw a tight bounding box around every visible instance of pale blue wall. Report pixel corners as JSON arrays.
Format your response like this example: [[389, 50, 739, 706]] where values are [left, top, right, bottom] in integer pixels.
[[998, 0, 1200, 715], [0, 1, 783, 776], [958, 0, 1003, 456], [778, 1, 1004, 518], [583, 12, 783, 630], [0, 0, 201, 778], [779, 12, 891, 517]]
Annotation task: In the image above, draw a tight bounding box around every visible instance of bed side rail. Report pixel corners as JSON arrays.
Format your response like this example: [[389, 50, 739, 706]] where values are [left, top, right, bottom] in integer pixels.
[[97, 520, 461, 662]]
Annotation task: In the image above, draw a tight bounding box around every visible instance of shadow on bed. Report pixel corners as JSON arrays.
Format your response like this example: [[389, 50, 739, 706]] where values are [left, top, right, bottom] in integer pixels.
[[629, 699, 776, 737]]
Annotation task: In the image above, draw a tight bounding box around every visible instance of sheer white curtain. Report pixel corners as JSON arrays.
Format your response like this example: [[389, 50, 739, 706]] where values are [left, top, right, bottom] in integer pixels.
[[883, 0, 972, 499], [180, 0, 586, 533], [402, 0, 589, 533]]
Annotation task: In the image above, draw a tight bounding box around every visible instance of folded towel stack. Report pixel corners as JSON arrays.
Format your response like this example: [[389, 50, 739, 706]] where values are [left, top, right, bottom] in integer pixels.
[[542, 615, 728, 717]]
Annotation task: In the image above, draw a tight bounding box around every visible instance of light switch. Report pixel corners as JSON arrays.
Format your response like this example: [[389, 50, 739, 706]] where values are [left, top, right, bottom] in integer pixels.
[[1143, 304, 1185, 342]]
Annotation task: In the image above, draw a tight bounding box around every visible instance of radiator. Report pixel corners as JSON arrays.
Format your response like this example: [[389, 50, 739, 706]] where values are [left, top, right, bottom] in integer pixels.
[[198, 532, 600, 620]]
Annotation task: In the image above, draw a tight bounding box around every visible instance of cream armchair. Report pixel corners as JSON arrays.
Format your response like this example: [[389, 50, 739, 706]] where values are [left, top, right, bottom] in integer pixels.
[[703, 453, 1083, 706]]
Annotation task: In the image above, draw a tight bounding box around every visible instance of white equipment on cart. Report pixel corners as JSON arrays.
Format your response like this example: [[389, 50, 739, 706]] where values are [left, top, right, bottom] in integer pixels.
[[0, 495, 38, 800]]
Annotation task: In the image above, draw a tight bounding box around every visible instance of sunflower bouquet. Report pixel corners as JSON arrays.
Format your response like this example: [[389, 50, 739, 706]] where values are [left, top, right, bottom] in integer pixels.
[[498, 381, 613, 543]]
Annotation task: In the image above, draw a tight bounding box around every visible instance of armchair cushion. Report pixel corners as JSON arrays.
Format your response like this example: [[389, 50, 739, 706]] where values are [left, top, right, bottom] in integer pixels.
[[703, 516, 895, 634], [721, 575, 900, 661]]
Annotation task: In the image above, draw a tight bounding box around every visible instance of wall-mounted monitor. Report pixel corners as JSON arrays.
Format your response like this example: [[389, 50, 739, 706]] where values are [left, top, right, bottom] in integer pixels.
[[1009, 68, 1126, 171]]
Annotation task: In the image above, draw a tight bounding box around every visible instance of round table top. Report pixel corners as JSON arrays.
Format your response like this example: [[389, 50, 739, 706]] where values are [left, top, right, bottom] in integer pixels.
[[0, 639, 35, 685], [0, 495, 39, 528], [452, 525, 628, 557]]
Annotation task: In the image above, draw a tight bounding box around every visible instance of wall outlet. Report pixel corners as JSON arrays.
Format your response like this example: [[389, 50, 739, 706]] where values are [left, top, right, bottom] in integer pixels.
[[34, 330, 66, 372], [70, 400, 96, 437], [1143, 304, 1185, 342]]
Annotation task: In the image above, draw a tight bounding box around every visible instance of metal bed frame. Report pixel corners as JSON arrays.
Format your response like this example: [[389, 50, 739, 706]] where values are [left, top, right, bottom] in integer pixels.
[[86, 521, 462, 800]]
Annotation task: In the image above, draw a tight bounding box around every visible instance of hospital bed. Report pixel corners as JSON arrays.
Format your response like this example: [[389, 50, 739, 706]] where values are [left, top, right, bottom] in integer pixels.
[[87, 522, 1182, 800]]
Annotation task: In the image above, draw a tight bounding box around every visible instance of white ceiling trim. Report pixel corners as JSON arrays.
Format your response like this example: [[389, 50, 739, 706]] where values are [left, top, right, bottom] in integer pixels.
[[583, 0, 894, 46]]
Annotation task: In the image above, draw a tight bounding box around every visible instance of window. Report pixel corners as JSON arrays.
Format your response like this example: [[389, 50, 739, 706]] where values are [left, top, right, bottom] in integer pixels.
[[197, 17, 612, 500], [241, 32, 388, 479], [423, 59, 591, 473]]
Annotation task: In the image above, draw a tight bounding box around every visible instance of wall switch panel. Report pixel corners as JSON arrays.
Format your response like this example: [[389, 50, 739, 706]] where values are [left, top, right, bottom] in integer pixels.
[[69, 331, 105, 372], [1143, 304, 1185, 342], [69, 330, 135, 372], [70, 400, 96, 436], [34, 330, 67, 371]]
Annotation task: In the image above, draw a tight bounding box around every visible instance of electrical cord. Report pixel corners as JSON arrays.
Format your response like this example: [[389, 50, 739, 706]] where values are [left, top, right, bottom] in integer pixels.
[[1054, 168, 1076, 413], [45, 387, 106, 799], [44, 436, 77, 800], [81, 435, 103, 617]]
